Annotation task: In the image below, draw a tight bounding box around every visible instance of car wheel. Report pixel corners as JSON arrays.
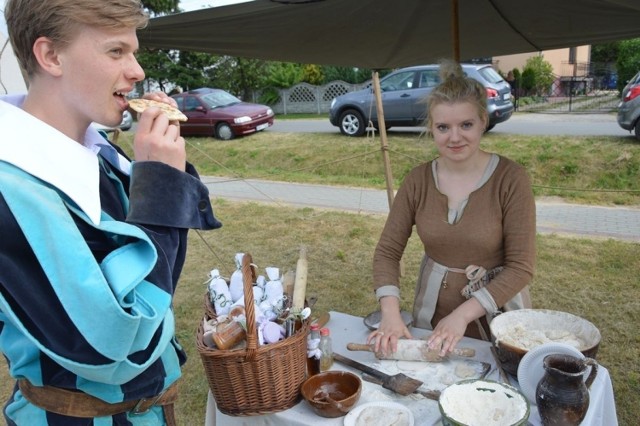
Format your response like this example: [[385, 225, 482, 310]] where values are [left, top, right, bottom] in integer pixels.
[[634, 120, 640, 140], [485, 124, 495, 133], [215, 123, 234, 140], [339, 109, 366, 137]]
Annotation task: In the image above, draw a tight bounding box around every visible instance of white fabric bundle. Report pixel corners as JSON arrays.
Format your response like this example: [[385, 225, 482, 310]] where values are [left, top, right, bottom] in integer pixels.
[[229, 252, 245, 302], [207, 269, 232, 315], [264, 267, 284, 309]]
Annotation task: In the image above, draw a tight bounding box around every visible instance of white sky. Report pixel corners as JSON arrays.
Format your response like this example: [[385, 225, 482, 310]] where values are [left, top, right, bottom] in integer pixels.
[[0, 1, 253, 36]]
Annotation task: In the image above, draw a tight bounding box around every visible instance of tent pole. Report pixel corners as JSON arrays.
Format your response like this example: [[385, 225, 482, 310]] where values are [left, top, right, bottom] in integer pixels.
[[371, 70, 395, 209], [452, 0, 460, 61], [372, 70, 404, 277]]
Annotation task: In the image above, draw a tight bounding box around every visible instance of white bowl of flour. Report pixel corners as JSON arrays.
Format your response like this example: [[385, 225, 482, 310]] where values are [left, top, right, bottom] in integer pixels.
[[438, 379, 529, 426]]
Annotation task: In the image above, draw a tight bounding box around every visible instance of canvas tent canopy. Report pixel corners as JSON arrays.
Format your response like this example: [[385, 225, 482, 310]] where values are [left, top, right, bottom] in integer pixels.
[[138, 0, 640, 69]]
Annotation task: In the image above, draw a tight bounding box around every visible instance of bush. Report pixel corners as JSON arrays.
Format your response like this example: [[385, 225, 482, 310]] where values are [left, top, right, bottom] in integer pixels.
[[522, 56, 555, 96], [616, 38, 640, 92], [258, 87, 281, 105]]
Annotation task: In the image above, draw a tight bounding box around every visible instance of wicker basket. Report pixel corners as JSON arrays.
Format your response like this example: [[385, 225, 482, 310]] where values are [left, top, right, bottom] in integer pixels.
[[196, 253, 309, 416], [203, 291, 217, 319]]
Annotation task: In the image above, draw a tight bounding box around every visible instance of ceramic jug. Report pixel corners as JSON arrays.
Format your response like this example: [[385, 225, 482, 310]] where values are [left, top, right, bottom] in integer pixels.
[[536, 353, 598, 426]]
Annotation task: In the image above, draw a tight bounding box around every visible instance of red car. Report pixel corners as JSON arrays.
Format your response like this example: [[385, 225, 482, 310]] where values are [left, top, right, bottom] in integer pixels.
[[171, 88, 274, 140]]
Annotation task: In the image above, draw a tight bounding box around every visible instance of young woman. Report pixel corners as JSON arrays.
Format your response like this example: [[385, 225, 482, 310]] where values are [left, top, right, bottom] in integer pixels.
[[368, 60, 535, 357]]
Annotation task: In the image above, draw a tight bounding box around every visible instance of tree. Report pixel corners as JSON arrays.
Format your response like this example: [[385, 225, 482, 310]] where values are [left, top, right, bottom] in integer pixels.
[[320, 66, 388, 84], [263, 62, 304, 88], [206, 57, 269, 99], [135, 0, 177, 94], [616, 38, 640, 92], [143, 0, 180, 14], [520, 68, 536, 95], [301, 64, 324, 85], [522, 56, 554, 96], [591, 42, 620, 64]]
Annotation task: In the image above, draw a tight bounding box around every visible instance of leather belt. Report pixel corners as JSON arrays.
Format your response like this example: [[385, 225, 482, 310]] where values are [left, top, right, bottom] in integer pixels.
[[18, 379, 178, 423]]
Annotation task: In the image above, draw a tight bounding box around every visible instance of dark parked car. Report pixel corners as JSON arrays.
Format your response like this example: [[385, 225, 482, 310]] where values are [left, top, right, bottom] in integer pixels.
[[329, 64, 514, 136], [172, 88, 274, 140], [617, 70, 640, 140]]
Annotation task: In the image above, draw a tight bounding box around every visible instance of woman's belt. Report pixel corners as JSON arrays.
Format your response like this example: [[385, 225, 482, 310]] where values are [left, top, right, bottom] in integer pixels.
[[18, 379, 178, 422]]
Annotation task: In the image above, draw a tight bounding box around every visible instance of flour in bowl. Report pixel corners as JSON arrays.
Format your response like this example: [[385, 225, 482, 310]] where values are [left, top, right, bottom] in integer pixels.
[[500, 324, 583, 350], [439, 381, 528, 426]]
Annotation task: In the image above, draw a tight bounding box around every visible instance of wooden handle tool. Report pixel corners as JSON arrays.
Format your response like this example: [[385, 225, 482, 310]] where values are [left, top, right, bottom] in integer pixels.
[[347, 340, 475, 362], [333, 353, 423, 396], [360, 374, 441, 400]]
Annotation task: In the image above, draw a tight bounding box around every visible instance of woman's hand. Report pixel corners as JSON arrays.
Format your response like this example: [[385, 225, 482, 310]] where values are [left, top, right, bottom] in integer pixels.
[[366, 296, 413, 356], [427, 298, 485, 356], [133, 92, 186, 171], [426, 314, 467, 357]]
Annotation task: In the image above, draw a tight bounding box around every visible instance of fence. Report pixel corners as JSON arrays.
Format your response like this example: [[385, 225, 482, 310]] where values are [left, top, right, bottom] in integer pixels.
[[252, 62, 621, 115], [251, 81, 368, 115], [504, 61, 619, 113]]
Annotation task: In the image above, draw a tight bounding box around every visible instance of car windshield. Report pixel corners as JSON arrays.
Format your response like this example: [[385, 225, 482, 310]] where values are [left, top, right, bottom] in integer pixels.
[[201, 91, 242, 108], [477, 66, 504, 84]]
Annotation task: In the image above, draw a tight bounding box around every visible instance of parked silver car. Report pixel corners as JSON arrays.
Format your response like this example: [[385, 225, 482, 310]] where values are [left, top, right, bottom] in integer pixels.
[[617, 70, 640, 140], [91, 110, 134, 133], [329, 64, 514, 136]]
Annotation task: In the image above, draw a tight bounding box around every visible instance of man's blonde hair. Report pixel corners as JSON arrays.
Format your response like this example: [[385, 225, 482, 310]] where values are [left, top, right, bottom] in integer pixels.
[[5, 0, 149, 77], [425, 60, 489, 130]]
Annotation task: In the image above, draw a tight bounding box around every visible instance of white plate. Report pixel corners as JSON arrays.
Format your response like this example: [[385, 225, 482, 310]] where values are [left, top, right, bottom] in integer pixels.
[[344, 401, 414, 426], [517, 342, 584, 405]]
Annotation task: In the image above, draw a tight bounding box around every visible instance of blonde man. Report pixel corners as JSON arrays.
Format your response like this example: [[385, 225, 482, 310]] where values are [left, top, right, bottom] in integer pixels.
[[0, 0, 221, 424]]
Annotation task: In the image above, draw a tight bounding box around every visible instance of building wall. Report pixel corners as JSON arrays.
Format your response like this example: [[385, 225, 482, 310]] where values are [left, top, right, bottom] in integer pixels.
[[493, 45, 591, 77], [1, 34, 28, 94]]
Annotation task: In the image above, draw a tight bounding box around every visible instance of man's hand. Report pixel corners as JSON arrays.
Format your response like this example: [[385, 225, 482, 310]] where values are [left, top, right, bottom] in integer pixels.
[[132, 92, 186, 171]]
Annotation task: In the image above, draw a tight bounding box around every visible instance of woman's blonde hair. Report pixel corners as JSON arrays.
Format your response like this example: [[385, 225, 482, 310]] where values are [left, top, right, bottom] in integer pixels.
[[425, 60, 489, 130], [5, 0, 149, 77]]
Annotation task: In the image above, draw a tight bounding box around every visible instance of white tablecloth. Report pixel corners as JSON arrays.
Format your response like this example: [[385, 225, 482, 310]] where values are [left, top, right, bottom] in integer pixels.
[[205, 311, 617, 425]]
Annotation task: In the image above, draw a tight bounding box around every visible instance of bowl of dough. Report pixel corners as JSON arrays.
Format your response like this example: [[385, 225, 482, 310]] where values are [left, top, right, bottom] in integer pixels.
[[439, 379, 530, 426], [301, 371, 362, 418], [489, 309, 601, 376]]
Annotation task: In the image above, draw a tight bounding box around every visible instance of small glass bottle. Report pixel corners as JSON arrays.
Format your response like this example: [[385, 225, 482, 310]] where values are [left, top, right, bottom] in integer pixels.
[[319, 327, 333, 371], [306, 323, 321, 376]]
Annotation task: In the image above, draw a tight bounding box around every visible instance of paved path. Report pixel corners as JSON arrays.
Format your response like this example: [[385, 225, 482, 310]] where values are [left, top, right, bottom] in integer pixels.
[[202, 176, 640, 243], [267, 112, 632, 137]]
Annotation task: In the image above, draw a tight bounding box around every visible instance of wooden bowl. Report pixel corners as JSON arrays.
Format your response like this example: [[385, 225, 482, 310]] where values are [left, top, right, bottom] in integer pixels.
[[300, 371, 362, 418], [490, 309, 601, 376]]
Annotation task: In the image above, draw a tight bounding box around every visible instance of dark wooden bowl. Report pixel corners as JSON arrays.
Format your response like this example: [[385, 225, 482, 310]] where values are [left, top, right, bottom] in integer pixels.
[[301, 371, 362, 418]]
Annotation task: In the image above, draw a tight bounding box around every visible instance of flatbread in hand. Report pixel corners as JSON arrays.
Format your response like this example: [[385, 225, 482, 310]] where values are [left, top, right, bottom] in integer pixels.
[[128, 99, 187, 122]]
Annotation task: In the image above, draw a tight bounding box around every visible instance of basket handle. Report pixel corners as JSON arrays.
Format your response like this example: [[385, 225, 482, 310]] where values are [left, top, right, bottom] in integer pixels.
[[242, 253, 258, 360]]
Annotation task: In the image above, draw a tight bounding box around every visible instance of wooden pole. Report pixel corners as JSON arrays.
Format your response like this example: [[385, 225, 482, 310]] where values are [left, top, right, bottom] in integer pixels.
[[372, 71, 404, 276], [371, 71, 395, 209], [452, 0, 460, 61]]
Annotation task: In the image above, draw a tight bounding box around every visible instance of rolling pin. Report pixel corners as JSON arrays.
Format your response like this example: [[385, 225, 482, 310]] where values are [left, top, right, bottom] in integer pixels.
[[291, 247, 308, 311], [347, 340, 475, 362]]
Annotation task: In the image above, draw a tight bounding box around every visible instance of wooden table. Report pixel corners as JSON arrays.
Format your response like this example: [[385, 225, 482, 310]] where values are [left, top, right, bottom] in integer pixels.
[[205, 311, 617, 425]]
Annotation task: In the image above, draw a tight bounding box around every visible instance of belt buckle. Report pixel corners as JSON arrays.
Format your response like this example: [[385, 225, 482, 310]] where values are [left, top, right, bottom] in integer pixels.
[[130, 388, 166, 416]]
